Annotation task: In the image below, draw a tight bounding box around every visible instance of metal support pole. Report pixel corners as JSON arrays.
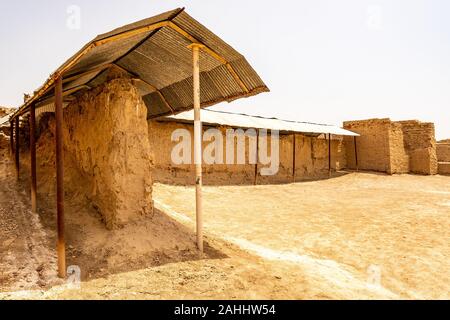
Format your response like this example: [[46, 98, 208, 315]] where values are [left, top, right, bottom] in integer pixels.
[[254, 133, 259, 185], [328, 133, 331, 177], [30, 103, 37, 213], [55, 76, 66, 278], [292, 133, 296, 182], [354, 136, 359, 171], [192, 45, 203, 253], [15, 117, 20, 179], [9, 121, 14, 157]]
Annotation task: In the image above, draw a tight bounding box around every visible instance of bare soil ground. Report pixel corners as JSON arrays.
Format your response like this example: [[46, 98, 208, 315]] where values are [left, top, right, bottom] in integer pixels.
[[154, 172, 450, 299], [0, 157, 58, 292], [0, 149, 448, 299]]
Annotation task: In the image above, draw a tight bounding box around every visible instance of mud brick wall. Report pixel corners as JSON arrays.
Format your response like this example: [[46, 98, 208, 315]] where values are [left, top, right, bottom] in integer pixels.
[[436, 143, 450, 162], [343, 119, 392, 173], [343, 118, 437, 175], [60, 78, 153, 229], [438, 162, 450, 175], [148, 120, 346, 185], [388, 122, 410, 174], [399, 121, 438, 175]]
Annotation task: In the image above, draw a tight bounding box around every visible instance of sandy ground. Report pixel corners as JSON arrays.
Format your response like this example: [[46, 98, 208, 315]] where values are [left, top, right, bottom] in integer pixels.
[[0, 148, 448, 299], [0, 156, 58, 292], [154, 173, 450, 299]]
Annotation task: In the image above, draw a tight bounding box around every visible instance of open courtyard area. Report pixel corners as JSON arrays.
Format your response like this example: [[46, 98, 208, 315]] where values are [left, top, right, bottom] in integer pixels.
[[1, 167, 448, 299]]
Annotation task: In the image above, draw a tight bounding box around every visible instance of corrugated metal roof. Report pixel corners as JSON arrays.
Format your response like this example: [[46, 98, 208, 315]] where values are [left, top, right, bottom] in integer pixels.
[[162, 109, 359, 136], [0, 114, 10, 126], [11, 8, 268, 121]]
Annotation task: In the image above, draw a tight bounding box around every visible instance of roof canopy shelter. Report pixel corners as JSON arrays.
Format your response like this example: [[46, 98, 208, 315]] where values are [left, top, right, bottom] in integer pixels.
[[9, 8, 268, 278], [159, 109, 359, 183], [10, 8, 268, 120]]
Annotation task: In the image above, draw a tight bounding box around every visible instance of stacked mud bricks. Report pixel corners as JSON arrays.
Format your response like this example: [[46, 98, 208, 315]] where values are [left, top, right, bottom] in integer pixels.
[[437, 141, 450, 175], [343, 119, 438, 175]]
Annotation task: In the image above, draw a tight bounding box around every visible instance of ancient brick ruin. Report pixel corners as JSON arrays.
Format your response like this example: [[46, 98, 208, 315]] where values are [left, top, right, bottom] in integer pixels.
[[34, 77, 153, 229], [437, 141, 450, 175], [343, 118, 438, 175], [148, 120, 347, 185]]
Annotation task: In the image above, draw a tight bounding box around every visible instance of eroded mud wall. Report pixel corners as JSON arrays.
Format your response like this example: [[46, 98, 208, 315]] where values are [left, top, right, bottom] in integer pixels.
[[37, 78, 153, 229], [343, 118, 437, 175], [436, 141, 450, 175], [343, 119, 391, 173], [388, 122, 410, 174], [437, 143, 450, 162], [399, 121, 438, 175], [148, 120, 346, 185]]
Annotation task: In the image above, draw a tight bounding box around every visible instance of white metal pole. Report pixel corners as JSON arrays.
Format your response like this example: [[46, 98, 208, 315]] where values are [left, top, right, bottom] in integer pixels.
[[192, 44, 203, 253]]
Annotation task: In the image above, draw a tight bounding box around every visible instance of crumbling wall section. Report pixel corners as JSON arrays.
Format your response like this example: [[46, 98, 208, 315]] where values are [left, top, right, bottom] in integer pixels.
[[399, 121, 438, 175], [343, 118, 437, 175], [388, 122, 409, 174], [343, 119, 391, 172], [436, 143, 450, 175], [437, 143, 450, 162], [60, 78, 153, 229]]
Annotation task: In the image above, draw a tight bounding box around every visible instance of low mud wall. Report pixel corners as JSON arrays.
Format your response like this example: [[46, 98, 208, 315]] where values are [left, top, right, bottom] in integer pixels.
[[437, 143, 450, 162], [148, 120, 346, 185], [437, 143, 450, 175], [438, 162, 450, 175], [36, 78, 153, 229]]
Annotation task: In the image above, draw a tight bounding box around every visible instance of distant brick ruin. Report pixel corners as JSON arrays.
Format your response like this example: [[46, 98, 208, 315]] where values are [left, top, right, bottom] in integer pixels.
[[437, 141, 450, 175], [343, 118, 438, 175]]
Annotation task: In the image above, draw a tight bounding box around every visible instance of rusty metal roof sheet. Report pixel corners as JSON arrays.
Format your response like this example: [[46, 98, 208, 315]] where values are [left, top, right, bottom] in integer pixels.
[[11, 8, 269, 120]]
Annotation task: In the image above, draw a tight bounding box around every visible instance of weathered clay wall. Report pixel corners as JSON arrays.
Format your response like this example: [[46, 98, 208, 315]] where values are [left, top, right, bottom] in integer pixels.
[[437, 143, 450, 175], [388, 122, 410, 174], [438, 162, 450, 175], [343, 119, 391, 173], [399, 121, 438, 175], [343, 118, 437, 175], [436, 143, 450, 162], [39, 78, 153, 229], [148, 120, 346, 185]]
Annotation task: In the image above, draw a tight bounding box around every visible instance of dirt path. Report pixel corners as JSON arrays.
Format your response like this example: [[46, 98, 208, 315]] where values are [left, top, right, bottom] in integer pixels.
[[0, 158, 58, 293]]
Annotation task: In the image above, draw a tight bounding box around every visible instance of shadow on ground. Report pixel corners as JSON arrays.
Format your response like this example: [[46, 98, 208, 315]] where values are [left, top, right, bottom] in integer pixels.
[[3, 156, 228, 288]]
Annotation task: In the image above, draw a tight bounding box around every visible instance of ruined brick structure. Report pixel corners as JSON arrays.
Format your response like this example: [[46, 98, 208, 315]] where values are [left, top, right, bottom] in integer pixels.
[[62, 78, 154, 228], [343, 118, 438, 175], [35, 77, 154, 229], [437, 142, 450, 175], [148, 120, 347, 185]]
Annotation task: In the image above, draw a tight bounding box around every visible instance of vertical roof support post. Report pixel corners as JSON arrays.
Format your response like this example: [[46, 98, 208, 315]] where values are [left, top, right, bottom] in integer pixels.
[[55, 76, 66, 278], [30, 103, 37, 213], [292, 133, 296, 182], [191, 44, 203, 253], [9, 121, 14, 158], [14, 117, 20, 180], [254, 132, 259, 185], [328, 133, 332, 178], [354, 136, 359, 172]]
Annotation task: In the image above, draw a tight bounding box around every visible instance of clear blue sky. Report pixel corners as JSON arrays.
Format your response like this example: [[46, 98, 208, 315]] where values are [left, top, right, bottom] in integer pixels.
[[0, 0, 449, 139]]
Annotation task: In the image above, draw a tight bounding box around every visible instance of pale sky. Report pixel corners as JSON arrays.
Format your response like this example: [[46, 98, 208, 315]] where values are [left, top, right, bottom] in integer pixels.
[[0, 0, 449, 139]]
